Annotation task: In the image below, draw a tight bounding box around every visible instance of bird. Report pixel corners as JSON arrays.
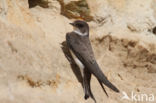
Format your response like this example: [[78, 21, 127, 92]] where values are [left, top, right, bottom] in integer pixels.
[[66, 20, 120, 103]]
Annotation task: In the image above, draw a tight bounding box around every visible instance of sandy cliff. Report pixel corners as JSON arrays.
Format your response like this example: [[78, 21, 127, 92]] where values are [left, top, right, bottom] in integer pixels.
[[0, 0, 156, 103]]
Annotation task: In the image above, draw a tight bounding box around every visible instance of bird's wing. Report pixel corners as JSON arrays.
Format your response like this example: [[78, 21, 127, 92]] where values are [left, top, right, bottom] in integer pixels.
[[66, 32, 119, 93]]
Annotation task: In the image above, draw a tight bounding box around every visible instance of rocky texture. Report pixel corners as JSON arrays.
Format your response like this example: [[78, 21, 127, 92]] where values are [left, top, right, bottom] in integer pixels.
[[58, 0, 93, 21], [0, 0, 156, 103], [28, 0, 49, 8]]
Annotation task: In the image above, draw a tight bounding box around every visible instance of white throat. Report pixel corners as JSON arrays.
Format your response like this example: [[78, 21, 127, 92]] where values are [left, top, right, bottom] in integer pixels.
[[73, 30, 88, 36]]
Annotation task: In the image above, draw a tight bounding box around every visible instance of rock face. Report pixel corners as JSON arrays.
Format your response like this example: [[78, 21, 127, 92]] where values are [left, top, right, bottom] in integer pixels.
[[0, 0, 156, 103], [58, 0, 93, 21]]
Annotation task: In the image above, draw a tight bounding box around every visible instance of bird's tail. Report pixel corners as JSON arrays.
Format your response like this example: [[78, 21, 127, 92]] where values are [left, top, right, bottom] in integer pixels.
[[95, 69, 120, 93], [83, 69, 96, 103], [90, 62, 120, 93], [100, 73, 119, 93], [98, 79, 109, 97]]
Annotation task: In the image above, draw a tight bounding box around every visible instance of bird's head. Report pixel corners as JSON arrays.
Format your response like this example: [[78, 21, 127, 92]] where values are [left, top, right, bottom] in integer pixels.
[[70, 20, 89, 36]]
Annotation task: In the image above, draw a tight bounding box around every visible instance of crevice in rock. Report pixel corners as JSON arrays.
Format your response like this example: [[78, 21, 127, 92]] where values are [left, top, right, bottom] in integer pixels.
[[152, 26, 156, 35], [28, 0, 49, 8], [57, 0, 93, 21]]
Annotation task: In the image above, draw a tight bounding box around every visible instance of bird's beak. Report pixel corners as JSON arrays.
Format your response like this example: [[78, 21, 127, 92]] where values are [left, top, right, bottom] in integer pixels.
[[69, 23, 74, 26]]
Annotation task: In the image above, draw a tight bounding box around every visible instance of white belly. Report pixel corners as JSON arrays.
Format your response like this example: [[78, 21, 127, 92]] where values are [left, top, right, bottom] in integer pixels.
[[69, 49, 84, 77]]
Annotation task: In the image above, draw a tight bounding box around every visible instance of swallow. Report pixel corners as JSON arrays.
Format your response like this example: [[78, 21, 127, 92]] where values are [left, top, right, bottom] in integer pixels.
[[66, 20, 119, 102]]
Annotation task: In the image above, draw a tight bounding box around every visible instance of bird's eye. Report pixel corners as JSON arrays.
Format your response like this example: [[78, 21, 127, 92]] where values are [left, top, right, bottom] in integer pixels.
[[77, 24, 83, 28]]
